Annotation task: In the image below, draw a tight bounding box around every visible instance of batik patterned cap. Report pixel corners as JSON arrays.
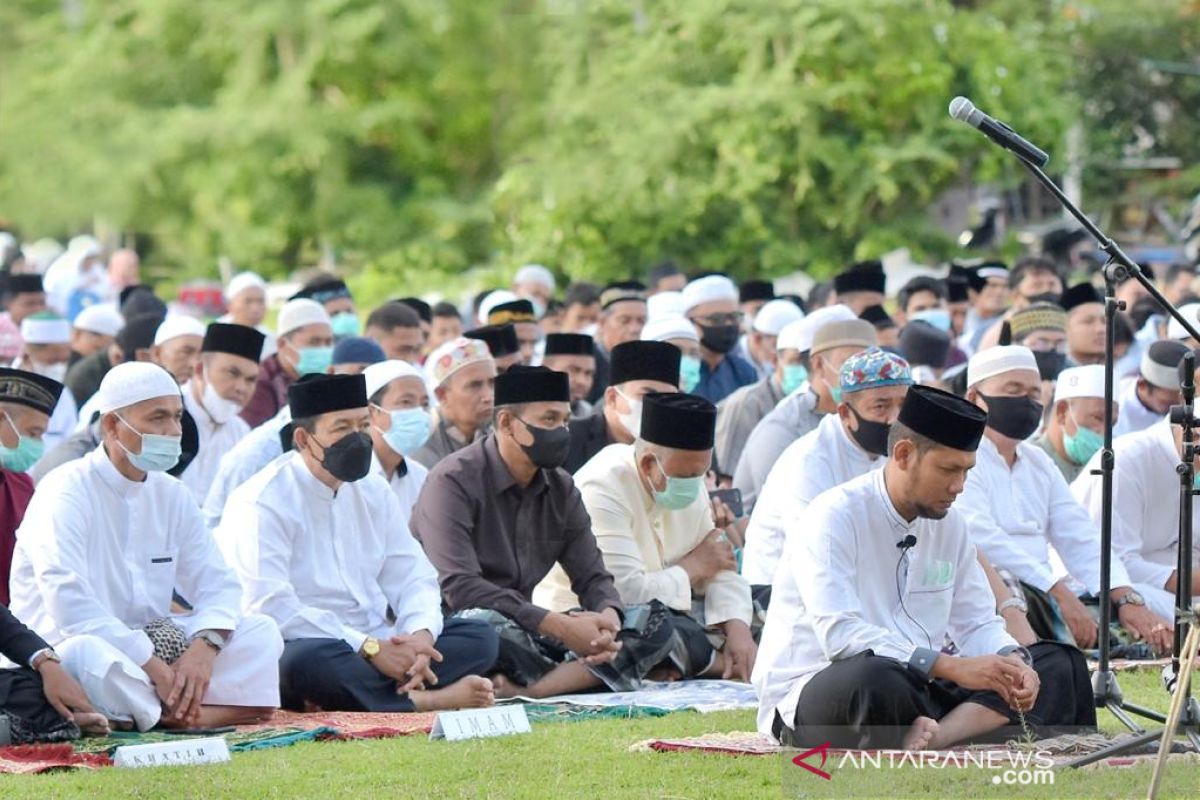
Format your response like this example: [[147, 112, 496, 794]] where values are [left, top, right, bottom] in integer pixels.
[[425, 336, 493, 388], [839, 346, 913, 394]]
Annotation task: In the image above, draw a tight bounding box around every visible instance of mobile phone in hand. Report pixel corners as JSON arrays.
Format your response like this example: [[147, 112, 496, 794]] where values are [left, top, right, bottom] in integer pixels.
[[708, 487, 744, 519]]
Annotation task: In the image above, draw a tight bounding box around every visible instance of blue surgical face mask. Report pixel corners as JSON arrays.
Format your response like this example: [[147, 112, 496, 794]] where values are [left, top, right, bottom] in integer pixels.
[[1062, 411, 1103, 466], [680, 355, 702, 394], [911, 308, 952, 332], [0, 412, 44, 473], [782, 364, 808, 395], [374, 406, 432, 457], [649, 454, 703, 510], [293, 346, 334, 376], [330, 312, 361, 339], [115, 414, 182, 473]]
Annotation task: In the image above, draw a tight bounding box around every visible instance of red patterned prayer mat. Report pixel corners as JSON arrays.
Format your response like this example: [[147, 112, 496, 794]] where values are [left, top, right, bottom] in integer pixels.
[[248, 709, 438, 739], [0, 743, 112, 774]]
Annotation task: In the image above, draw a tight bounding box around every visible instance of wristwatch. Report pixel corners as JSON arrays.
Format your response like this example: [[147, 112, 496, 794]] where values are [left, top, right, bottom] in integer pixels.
[[997, 597, 1028, 614], [192, 630, 227, 652], [359, 637, 381, 661], [1114, 590, 1146, 609], [30, 648, 62, 670]]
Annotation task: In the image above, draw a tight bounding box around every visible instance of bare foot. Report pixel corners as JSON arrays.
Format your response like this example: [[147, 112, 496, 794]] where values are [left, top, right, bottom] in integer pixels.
[[647, 665, 683, 682], [902, 716, 939, 751], [409, 676, 495, 711], [73, 712, 111, 737], [488, 672, 524, 700]]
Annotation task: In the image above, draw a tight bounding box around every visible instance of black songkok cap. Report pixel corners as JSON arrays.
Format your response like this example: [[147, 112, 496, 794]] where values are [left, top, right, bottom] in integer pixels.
[[739, 280, 775, 303], [1060, 282, 1103, 313], [397, 297, 432, 324], [543, 333, 595, 357], [487, 299, 537, 325], [610, 340, 681, 387], [640, 392, 717, 451], [3, 274, 43, 295], [202, 322, 265, 363], [859, 304, 896, 329], [464, 324, 520, 358], [599, 281, 647, 310], [116, 313, 165, 359], [0, 367, 63, 416], [292, 278, 351, 304], [898, 322, 951, 369], [897, 384, 987, 452], [288, 373, 367, 419], [946, 277, 969, 303], [834, 262, 886, 295], [494, 365, 569, 406]]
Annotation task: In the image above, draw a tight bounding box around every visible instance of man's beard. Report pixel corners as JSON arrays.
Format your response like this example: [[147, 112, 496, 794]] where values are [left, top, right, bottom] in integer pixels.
[[913, 502, 949, 521]]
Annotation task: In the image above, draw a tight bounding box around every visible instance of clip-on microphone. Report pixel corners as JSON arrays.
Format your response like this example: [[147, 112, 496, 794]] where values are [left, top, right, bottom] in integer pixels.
[[896, 534, 917, 550]]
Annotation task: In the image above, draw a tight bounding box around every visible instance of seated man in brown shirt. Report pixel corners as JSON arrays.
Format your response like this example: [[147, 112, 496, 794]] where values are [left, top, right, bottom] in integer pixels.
[[411, 366, 676, 698]]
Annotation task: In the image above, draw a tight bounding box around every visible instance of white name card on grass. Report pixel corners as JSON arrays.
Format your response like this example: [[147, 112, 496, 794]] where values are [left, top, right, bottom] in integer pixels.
[[114, 737, 231, 769], [429, 704, 531, 741]]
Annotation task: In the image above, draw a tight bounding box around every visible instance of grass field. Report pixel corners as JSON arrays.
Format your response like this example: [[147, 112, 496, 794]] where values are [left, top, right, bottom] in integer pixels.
[[2, 670, 1197, 799]]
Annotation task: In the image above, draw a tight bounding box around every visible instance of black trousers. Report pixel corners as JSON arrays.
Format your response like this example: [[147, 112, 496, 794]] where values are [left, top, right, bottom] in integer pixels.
[[777, 641, 1096, 749], [279, 618, 499, 712], [0, 667, 80, 744]]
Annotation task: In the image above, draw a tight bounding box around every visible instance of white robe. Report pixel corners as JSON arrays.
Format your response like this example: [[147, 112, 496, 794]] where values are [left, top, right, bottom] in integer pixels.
[[1113, 377, 1165, 438], [741, 413, 881, 585], [752, 469, 1014, 738], [957, 436, 1132, 595], [1071, 421, 1200, 620], [8, 446, 282, 730], [214, 452, 443, 650], [179, 382, 252, 505], [202, 406, 291, 529]]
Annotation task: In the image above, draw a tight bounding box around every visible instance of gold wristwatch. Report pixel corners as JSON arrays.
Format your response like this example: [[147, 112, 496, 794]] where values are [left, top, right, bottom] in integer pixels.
[[359, 637, 381, 661]]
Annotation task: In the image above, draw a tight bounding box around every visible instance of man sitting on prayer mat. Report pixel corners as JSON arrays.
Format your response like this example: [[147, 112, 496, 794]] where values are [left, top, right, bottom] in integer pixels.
[[9, 362, 282, 731], [217, 373, 497, 713], [413, 366, 679, 699], [742, 347, 912, 586], [957, 344, 1173, 654], [411, 337, 496, 469], [535, 392, 757, 681], [754, 385, 1096, 750]]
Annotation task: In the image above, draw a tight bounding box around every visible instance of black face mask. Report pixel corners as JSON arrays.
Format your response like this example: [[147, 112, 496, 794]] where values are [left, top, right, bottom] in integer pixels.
[[1024, 292, 1062, 306], [699, 324, 740, 355], [314, 431, 374, 482], [516, 418, 571, 470], [978, 393, 1043, 440], [847, 406, 891, 457], [1032, 350, 1067, 382]]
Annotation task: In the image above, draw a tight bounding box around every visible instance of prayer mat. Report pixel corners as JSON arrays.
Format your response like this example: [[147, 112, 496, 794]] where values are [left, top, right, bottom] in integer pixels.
[[1087, 657, 1172, 672], [505, 679, 757, 714], [0, 743, 111, 774]]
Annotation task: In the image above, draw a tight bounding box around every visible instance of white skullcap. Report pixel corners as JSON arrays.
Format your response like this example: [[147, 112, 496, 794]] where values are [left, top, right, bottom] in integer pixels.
[[364, 359, 427, 399], [477, 290, 518, 325], [278, 298, 331, 337], [20, 313, 71, 344], [776, 319, 807, 352], [73, 304, 124, 337], [1167, 303, 1200, 341], [225, 271, 267, 301], [752, 299, 804, 335], [1055, 365, 1106, 402], [788, 304, 857, 354], [967, 345, 1039, 388], [681, 275, 738, 313], [641, 315, 699, 344], [96, 362, 180, 414], [514, 264, 555, 292], [153, 314, 206, 346], [68, 235, 102, 259], [646, 291, 685, 321]]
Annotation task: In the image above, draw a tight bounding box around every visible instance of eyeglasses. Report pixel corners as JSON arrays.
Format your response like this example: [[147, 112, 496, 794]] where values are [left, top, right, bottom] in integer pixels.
[[689, 312, 744, 327]]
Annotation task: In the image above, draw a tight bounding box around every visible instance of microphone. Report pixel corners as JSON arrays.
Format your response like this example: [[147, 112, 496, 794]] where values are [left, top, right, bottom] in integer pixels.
[[948, 96, 1050, 167], [1181, 351, 1195, 406], [896, 534, 917, 550]]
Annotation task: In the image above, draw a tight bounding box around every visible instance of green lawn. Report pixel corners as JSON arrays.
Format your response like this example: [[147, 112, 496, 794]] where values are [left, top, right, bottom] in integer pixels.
[[2, 670, 1196, 799]]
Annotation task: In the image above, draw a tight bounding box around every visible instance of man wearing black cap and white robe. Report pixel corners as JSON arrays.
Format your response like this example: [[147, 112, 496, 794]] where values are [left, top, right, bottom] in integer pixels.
[[9, 362, 282, 731], [1113, 340, 1190, 437], [832, 262, 886, 316], [541, 333, 596, 418], [564, 341, 680, 474], [179, 323, 265, 504], [754, 385, 1095, 750], [413, 367, 676, 698], [537, 392, 757, 681], [216, 374, 497, 713], [464, 323, 522, 373], [1060, 283, 1105, 367]]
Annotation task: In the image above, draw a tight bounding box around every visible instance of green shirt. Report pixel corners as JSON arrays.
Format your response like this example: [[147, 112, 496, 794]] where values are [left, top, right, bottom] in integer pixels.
[[1032, 432, 1084, 485]]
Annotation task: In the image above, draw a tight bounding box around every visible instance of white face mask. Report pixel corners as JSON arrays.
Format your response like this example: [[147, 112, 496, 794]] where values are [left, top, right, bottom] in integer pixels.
[[615, 387, 643, 439], [201, 375, 244, 424], [31, 361, 68, 383]]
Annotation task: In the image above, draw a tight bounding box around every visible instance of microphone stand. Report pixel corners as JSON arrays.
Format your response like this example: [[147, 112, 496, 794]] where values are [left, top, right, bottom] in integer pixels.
[[1001, 154, 1200, 766]]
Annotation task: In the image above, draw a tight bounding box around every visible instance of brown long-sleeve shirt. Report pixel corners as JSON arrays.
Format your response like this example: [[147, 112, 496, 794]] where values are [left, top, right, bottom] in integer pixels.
[[410, 435, 624, 633]]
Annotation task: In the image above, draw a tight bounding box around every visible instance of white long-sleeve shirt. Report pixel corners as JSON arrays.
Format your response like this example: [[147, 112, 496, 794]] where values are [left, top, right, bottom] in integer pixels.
[[202, 405, 291, 528], [1113, 377, 1164, 438], [1072, 421, 1200, 592], [180, 382, 251, 505], [214, 451, 443, 652], [742, 413, 881, 585], [534, 443, 752, 627], [9, 446, 242, 666], [958, 435, 1131, 594], [752, 469, 1015, 737]]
